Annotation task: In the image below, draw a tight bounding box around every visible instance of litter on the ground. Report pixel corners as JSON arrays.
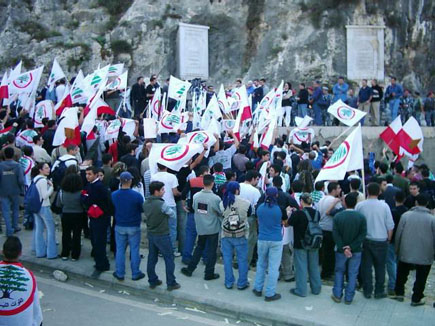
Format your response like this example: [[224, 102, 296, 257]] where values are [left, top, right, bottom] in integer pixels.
[[185, 307, 206, 314]]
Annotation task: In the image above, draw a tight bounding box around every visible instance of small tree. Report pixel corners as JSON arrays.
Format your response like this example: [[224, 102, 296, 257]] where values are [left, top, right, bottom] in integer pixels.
[[0, 265, 30, 299]]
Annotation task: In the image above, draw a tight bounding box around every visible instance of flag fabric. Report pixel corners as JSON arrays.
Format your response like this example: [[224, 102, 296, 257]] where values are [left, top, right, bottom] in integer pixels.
[[81, 87, 105, 135], [143, 118, 157, 139], [167, 75, 191, 113], [327, 99, 366, 126], [54, 84, 72, 116], [295, 115, 313, 128], [158, 111, 181, 134], [315, 125, 363, 182], [47, 58, 66, 91], [207, 117, 221, 136], [70, 70, 87, 104], [32, 100, 54, 128], [149, 143, 203, 174], [105, 70, 127, 91], [257, 162, 268, 192], [16, 129, 38, 148], [85, 67, 108, 94], [106, 63, 124, 77], [289, 126, 315, 146], [9, 66, 43, 95], [200, 94, 222, 130], [121, 118, 136, 139], [379, 115, 402, 155], [221, 119, 235, 131], [179, 130, 217, 148], [396, 116, 423, 155], [105, 118, 122, 140], [150, 86, 161, 120], [217, 84, 230, 114], [0, 72, 9, 100], [53, 107, 81, 146], [260, 118, 276, 150], [232, 86, 252, 140], [8, 61, 21, 82], [193, 91, 206, 130]]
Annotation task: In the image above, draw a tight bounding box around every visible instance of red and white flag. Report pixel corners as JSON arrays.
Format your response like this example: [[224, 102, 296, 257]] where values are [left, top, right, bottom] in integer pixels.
[[9, 66, 43, 95], [158, 111, 181, 134], [149, 143, 203, 174], [53, 107, 81, 147], [397, 116, 423, 156], [47, 58, 66, 91], [150, 86, 162, 120], [31, 100, 54, 128], [260, 118, 276, 150], [54, 84, 72, 116], [105, 70, 127, 91], [327, 99, 366, 126], [232, 86, 252, 140], [379, 115, 402, 155], [0, 72, 8, 100]]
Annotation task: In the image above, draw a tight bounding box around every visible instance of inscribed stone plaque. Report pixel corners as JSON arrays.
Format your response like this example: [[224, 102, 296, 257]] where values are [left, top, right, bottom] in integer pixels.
[[177, 23, 209, 80], [346, 25, 385, 81]]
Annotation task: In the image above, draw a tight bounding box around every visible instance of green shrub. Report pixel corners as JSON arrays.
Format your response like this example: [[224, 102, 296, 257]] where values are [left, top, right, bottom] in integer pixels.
[[17, 21, 61, 41], [110, 39, 132, 56], [97, 0, 133, 16]]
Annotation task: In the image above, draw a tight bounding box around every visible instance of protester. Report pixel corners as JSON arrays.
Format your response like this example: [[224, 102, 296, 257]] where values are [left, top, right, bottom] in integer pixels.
[[331, 193, 367, 304], [142, 181, 179, 290]]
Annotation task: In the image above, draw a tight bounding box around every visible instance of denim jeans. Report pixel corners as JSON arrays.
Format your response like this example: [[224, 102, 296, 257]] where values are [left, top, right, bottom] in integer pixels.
[[147, 233, 177, 286], [34, 206, 57, 259], [253, 240, 283, 297], [333, 252, 361, 302], [0, 195, 20, 236], [389, 99, 400, 120], [183, 212, 207, 264], [293, 248, 322, 296], [425, 110, 434, 126], [187, 233, 219, 278], [298, 104, 308, 118], [386, 243, 397, 291], [168, 206, 177, 252], [221, 237, 249, 289], [176, 201, 187, 253], [115, 226, 142, 278], [313, 103, 322, 125], [361, 239, 388, 296]]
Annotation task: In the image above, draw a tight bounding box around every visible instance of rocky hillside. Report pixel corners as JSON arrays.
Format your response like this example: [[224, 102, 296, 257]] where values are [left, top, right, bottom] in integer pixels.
[[0, 0, 433, 91]]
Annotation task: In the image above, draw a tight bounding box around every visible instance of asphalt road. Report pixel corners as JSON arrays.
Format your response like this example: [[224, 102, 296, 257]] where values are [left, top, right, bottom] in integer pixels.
[[36, 272, 253, 326]]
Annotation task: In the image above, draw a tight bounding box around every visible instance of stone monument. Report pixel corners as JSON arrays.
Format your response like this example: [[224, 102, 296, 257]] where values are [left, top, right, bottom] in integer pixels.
[[177, 23, 209, 80], [346, 25, 385, 81]]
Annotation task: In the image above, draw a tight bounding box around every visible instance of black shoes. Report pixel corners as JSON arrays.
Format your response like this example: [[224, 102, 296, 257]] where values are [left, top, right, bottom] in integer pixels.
[[132, 272, 145, 281], [252, 289, 262, 297], [113, 272, 124, 281], [167, 283, 181, 291], [181, 267, 192, 277], [265, 293, 281, 302], [204, 273, 220, 281], [150, 280, 163, 289]]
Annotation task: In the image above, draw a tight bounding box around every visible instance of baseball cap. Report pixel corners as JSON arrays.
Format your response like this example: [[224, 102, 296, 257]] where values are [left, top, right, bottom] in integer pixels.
[[120, 171, 133, 181]]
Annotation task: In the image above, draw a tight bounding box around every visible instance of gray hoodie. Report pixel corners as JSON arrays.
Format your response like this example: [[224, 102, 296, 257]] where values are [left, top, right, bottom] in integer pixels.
[[0, 160, 24, 196]]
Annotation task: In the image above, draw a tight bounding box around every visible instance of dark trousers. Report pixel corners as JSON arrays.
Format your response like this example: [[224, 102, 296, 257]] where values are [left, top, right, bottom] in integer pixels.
[[187, 233, 219, 278], [395, 261, 431, 303], [320, 230, 335, 278], [89, 215, 110, 271], [361, 239, 388, 296], [61, 212, 83, 259], [147, 233, 177, 286]]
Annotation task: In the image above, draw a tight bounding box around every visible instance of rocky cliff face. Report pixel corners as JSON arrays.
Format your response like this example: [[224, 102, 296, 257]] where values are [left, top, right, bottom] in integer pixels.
[[0, 0, 433, 91]]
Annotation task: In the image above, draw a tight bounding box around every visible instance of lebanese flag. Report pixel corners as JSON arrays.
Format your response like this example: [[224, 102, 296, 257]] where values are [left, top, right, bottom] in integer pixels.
[[8, 66, 44, 95], [53, 107, 81, 147], [55, 90, 72, 116], [0, 125, 13, 134], [327, 99, 366, 127], [396, 116, 423, 155], [47, 58, 66, 91], [148, 143, 203, 174], [233, 86, 252, 140], [379, 115, 402, 155], [260, 118, 276, 150], [0, 72, 9, 100], [150, 86, 162, 120]]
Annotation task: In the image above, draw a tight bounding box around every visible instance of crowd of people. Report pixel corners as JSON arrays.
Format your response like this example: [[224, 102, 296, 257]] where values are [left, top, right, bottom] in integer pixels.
[[0, 95, 434, 306]]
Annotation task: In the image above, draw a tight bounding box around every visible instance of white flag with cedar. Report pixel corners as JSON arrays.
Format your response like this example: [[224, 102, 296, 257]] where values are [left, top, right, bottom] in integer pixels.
[[47, 58, 66, 91]]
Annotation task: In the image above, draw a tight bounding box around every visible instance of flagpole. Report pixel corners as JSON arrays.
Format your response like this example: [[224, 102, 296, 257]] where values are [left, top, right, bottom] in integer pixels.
[[327, 124, 354, 149]]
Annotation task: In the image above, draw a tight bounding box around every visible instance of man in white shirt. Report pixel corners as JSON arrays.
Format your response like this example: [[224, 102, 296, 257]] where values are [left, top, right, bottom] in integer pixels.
[[239, 171, 261, 267], [317, 181, 342, 280], [208, 131, 239, 171], [51, 144, 79, 171], [32, 134, 51, 164], [151, 163, 181, 255]]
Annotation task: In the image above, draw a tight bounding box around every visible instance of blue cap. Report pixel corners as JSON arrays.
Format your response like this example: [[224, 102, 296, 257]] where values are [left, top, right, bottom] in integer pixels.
[[120, 171, 133, 181]]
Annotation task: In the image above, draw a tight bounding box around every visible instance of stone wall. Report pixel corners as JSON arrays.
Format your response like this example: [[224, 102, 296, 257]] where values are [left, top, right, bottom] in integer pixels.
[[277, 126, 435, 171]]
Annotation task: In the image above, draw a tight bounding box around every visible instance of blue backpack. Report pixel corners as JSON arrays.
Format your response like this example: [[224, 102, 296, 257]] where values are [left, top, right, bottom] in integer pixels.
[[24, 178, 44, 214]]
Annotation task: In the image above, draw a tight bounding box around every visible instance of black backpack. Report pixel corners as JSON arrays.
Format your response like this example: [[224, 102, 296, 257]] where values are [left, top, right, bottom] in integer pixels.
[[51, 158, 77, 188], [222, 206, 246, 238], [301, 208, 323, 250]]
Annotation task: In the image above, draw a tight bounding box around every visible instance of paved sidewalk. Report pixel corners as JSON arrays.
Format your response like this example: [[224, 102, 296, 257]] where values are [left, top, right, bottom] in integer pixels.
[[10, 228, 435, 326]]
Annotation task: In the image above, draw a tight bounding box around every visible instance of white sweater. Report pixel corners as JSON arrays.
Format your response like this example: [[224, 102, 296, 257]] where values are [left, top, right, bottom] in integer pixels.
[[34, 175, 54, 207]]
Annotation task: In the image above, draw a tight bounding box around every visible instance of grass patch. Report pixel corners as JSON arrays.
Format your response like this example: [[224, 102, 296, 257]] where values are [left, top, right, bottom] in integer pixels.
[[97, 0, 133, 16], [17, 21, 62, 41]]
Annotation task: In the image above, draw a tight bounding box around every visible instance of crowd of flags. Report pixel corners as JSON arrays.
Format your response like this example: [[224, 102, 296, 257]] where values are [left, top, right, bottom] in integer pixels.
[[0, 59, 426, 183]]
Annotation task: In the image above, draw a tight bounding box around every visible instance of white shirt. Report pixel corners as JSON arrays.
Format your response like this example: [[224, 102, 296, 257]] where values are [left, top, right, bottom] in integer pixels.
[[209, 145, 237, 170], [55, 84, 66, 102], [151, 171, 178, 207], [239, 183, 261, 209], [50, 154, 78, 172], [318, 195, 342, 231], [289, 127, 315, 145]]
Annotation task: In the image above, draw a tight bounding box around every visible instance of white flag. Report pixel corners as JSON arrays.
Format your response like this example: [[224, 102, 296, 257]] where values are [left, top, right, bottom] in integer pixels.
[[295, 115, 313, 128], [149, 143, 203, 174], [201, 94, 222, 130], [8, 61, 21, 82], [32, 100, 54, 128], [105, 118, 122, 140], [48, 58, 66, 91], [217, 84, 230, 113], [327, 99, 366, 126], [315, 125, 363, 182], [150, 86, 162, 120], [53, 107, 80, 146], [105, 70, 127, 91], [70, 70, 87, 104], [179, 130, 216, 148], [107, 63, 124, 77], [158, 111, 181, 134], [260, 118, 276, 150], [167, 75, 191, 112], [193, 91, 206, 130], [9, 66, 43, 95], [221, 119, 235, 131]]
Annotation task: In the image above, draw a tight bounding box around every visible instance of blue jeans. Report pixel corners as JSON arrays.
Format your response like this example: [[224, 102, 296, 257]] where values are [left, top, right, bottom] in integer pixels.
[[389, 99, 400, 121], [0, 195, 20, 236], [333, 252, 361, 302], [298, 104, 308, 118], [386, 243, 397, 291], [313, 103, 322, 125], [221, 237, 249, 289], [34, 206, 57, 259], [361, 239, 388, 296], [183, 212, 207, 264], [293, 248, 322, 296], [168, 206, 177, 252], [147, 233, 177, 286], [253, 240, 283, 297], [115, 226, 142, 278], [425, 110, 434, 126]]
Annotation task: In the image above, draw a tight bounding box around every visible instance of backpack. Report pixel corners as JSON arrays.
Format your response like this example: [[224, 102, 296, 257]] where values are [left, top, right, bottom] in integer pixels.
[[222, 206, 246, 238], [24, 178, 44, 214], [301, 208, 323, 250], [51, 158, 77, 188]]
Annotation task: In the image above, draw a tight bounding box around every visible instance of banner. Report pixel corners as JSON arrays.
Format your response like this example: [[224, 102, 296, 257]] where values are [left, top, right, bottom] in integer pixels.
[[149, 143, 203, 174], [158, 111, 181, 134], [221, 119, 235, 131], [143, 118, 157, 139], [32, 100, 54, 128], [315, 125, 363, 182], [327, 99, 366, 126]]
